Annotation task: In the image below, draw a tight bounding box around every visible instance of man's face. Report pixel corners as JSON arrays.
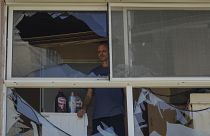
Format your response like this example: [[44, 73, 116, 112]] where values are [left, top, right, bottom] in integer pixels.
[[97, 44, 108, 63]]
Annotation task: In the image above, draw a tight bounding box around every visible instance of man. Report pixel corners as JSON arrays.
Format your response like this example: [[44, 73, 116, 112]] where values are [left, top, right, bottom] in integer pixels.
[[77, 42, 125, 136]]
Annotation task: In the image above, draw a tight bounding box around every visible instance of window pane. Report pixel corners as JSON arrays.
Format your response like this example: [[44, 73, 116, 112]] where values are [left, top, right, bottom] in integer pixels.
[[133, 88, 210, 136], [6, 88, 127, 136], [12, 11, 107, 78], [112, 10, 210, 77], [111, 8, 126, 77]]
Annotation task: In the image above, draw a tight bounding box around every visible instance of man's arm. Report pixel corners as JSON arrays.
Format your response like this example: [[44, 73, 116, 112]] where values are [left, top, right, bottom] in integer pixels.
[[77, 88, 93, 118]]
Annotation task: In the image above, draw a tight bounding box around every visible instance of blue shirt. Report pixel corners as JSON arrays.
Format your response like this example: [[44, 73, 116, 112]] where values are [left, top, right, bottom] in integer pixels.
[[90, 66, 124, 119]]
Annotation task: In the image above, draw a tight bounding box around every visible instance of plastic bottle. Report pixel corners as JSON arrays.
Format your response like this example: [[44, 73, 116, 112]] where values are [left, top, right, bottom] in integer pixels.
[[55, 90, 67, 112], [68, 92, 76, 113], [75, 93, 83, 113]]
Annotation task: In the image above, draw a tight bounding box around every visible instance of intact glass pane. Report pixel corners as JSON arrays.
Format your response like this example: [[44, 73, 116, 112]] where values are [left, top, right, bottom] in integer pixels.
[[111, 10, 210, 77], [12, 11, 107, 78]]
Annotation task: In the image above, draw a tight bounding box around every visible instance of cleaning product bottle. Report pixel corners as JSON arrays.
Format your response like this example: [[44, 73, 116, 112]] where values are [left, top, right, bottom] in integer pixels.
[[75, 92, 83, 113], [55, 89, 67, 112], [68, 92, 76, 113]]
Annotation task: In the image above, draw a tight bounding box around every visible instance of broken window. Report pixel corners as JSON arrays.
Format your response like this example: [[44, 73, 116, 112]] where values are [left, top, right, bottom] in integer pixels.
[[6, 4, 210, 136], [7, 88, 71, 136], [11, 11, 107, 78], [6, 88, 127, 136], [133, 88, 210, 136], [7, 87, 210, 136]]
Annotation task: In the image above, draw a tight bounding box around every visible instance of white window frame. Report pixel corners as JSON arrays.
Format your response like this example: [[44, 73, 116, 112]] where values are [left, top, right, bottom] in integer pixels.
[[109, 2, 210, 87], [4, 3, 136, 136], [4, 2, 210, 136], [5, 2, 210, 87], [6, 3, 109, 84], [2, 4, 8, 136]]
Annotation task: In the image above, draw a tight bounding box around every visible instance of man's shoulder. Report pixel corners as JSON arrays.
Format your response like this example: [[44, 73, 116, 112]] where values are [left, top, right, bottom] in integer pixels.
[[90, 65, 101, 73], [90, 66, 109, 76]]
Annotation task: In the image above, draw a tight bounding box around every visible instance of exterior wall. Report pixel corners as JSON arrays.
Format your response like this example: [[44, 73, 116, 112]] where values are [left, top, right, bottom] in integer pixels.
[[0, 0, 5, 135]]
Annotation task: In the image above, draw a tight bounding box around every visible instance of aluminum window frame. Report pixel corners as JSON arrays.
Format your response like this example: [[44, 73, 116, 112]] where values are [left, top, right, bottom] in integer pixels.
[[5, 4, 135, 136], [6, 3, 108, 82], [4, 2, 210, 136], [109, 3, 210, 87], [2, 5, 8, 136], [5, 3, 210, 87]]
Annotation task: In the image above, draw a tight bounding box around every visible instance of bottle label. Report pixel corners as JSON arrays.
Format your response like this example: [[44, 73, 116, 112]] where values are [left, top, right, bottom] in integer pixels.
[[58, 97, 66, 111], [76, 97, 83, 112]]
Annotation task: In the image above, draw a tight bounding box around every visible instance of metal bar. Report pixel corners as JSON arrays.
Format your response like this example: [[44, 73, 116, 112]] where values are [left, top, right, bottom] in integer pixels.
[[126, 86, 134, 136]]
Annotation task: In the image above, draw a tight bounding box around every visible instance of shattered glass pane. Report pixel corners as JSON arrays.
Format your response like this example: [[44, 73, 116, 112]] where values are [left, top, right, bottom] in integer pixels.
[[12, 11, 107, 78], [6, 89, 71, 136], [92, 122, 117, 136], [134, 88, 210, 136]]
